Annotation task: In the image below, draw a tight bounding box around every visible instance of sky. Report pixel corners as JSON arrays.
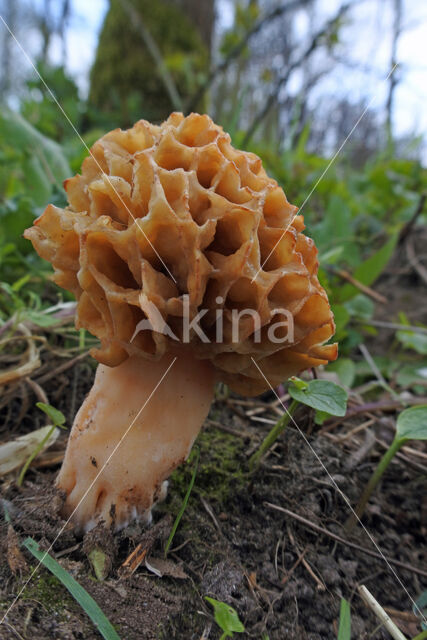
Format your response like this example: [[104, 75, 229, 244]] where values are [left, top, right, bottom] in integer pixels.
[[34, 0, 427, 144]]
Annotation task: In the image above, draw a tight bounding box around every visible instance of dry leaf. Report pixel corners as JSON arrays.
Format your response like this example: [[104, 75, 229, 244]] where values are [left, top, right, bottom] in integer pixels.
[[0, 426, 59, 476], [145, 556, 188, 579], [7, 525, 27, 575]]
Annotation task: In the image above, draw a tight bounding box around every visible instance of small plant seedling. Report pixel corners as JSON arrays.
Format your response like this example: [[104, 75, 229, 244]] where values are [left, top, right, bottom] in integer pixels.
[[249, 377, 347, 469], [164, 448, 199, 557], [17, 402, 67, 487], [205, 597, 245, 639], [337, 598, 351, 640], [345, 405, 427, 531]]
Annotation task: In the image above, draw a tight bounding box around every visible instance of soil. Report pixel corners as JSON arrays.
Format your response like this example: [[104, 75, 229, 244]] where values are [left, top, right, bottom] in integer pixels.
[[0, 232, 426, 640]]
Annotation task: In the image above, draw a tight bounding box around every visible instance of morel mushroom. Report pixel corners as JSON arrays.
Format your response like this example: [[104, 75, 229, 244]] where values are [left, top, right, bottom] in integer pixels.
[[24, 112, 337, 532]]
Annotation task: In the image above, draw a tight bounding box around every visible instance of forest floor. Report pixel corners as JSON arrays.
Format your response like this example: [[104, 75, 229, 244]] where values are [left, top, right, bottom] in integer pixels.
[[0, 232, 426, 640]]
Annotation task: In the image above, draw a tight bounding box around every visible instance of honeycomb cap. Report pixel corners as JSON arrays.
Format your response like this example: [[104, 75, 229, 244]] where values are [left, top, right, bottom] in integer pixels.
[[24, 112, 337, 395]]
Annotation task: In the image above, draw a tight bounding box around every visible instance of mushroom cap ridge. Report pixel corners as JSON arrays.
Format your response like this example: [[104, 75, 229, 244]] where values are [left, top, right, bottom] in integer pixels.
[[24, 112, 337, 395]]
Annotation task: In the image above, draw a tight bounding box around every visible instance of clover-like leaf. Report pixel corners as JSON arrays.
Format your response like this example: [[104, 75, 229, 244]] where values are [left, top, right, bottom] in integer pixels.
[[327, 358, 356, 388], [36, 402, 66, 427], [396, 330, 427, 355], [289, 378, 347, 417], [314, 409, 332, 425], [396, 405, 427, 443], [205, 597, 245, 637]]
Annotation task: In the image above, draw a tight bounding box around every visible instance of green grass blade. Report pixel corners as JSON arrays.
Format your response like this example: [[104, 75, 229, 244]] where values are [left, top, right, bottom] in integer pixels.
[[164, 448, 200, 557], [337, 598, 351, 640], [23, 537, 120, 640]]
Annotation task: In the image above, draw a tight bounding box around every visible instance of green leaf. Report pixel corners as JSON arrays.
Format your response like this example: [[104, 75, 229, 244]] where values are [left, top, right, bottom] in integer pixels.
[[337, 598, 351, 640], [22, 154, 52, 205], [339, 234, 398, 301], [88, 549, 110, 582], [0, 110, 70, 204], [36, 402, 66, 427], [331, 304, 350, 339], [320, 246, 344, 265], [289, 377, 308, 391], [327, 358, 356, 388], [396, 364, 427, 390], [314, 409, 332, 425], [289, 379, 348, 416], [205, 597, 245, 636], [24, 309, 61, 327], [354, 356, 397, 379], [23, 537, 121, 640], [344, 294, 374, 320], [396, 330, 427, 355], [396, 405, 427, 442]]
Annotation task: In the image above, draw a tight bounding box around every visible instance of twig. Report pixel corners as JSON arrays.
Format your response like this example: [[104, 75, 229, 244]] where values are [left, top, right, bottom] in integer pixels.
[[328, 267, 387, 304], [31, 449, 65, 468], [199, 622, 212, 640], [200, 497, 222, 536], [399, 193, 427, 243], [118, 0, 182, 111], [264, 502, 427, 578], [359, 344, 389, 389], [406, 235, 427, 285], [358, 343, 400, 401], [243, 3, 351, 146], [184, 0, 304, 113], [336, 418, 375, 442], [119, 543, 147, 578], [300, 556, 326, 592], [281, 547, 308, 585], [53, 543, 81, 559], [286, 524, 325, 591], [35, 352, 89, 385], [352, 319, 427, 335], [358, 585, 407, 640], [321, 396, 427, 432], [0, 324, 41, 386], [119, 515, 172, 578], [343, 428, 376, 472], [383, 607, 420, 624], [24, 377, 48, 404], [205, 419, 250, 439]]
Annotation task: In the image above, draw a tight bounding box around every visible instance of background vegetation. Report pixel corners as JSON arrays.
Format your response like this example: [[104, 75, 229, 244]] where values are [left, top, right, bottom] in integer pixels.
[[0, 1, 426, 639]]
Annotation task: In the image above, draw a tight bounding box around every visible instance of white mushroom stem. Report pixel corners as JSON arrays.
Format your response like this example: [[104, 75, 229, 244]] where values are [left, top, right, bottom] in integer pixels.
[[56, 351, 215, 533]]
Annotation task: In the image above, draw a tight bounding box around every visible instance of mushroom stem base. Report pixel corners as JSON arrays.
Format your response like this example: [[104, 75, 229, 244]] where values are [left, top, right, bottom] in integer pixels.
[[56, 351, 215, 533]]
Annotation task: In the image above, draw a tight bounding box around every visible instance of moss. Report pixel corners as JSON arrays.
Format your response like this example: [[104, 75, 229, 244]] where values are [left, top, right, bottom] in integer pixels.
[[21, 569, 75, 617], [89, 0, 209, 125], [167, 426, 246, 512]]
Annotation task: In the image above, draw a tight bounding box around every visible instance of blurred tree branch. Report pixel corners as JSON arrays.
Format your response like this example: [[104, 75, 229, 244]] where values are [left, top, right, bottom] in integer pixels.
[[0, 0, 17, 96], [185, 0, 310, 114], [386, 0, 402, 144], [243, 2, 351, 147], [118, 0, 183, 111]]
